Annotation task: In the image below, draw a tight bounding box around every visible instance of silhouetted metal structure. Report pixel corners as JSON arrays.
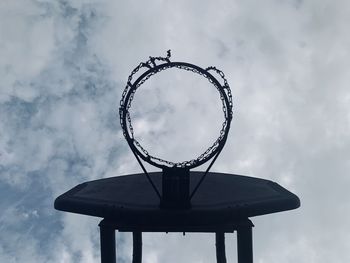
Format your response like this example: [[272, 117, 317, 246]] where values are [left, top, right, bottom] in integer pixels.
[[55, 51, 300, 263]]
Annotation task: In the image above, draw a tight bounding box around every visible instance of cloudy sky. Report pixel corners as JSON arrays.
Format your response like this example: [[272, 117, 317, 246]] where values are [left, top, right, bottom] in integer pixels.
[[1, 0, 350, 262]]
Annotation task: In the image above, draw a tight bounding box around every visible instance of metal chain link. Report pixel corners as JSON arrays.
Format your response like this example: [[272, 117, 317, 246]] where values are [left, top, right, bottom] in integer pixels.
[[120, 51, 233, 168]]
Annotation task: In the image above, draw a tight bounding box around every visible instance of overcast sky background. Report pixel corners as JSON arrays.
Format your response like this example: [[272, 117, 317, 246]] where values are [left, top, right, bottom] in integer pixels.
[[1, 0, 350, 262]]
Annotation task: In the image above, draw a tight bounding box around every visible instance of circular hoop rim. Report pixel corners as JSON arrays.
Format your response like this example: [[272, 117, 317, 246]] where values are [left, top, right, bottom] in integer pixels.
[[120, 61, 232, 169]]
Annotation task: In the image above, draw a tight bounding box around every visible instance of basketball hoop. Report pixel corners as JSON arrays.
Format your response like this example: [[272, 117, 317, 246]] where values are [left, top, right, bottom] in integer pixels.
[[119, 51, 233, 170]]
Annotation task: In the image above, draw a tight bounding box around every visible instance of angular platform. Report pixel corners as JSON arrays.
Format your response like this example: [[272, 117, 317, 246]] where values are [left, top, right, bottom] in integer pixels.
[[55, 171, 300, 230]]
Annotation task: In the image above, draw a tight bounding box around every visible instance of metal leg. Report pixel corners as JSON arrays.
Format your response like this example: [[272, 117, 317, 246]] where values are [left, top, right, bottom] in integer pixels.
[[132, 232, 142, 263], [237, 221, 253, 263], [215, 232, 227, 263], [99, 222, 116, 263]]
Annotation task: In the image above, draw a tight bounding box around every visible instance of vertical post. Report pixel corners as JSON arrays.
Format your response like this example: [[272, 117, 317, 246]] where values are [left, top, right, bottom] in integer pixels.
[[215, 232, 227, 263], [160, 167, 191, 209], [237, 220, 253, 263], [132, 232, 142, 263], [99, 221, 116, 263]]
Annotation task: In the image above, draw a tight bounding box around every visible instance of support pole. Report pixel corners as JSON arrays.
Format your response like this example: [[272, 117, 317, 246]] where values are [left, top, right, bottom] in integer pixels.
[[99, 221, 116, 263], [132, 232, 142, 263], [215, 232, 227, 263], [237, 220, 253, 263]]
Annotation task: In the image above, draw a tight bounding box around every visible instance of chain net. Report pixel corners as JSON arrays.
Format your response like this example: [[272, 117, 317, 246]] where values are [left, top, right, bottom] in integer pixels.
[[119, 50, 233, 168]]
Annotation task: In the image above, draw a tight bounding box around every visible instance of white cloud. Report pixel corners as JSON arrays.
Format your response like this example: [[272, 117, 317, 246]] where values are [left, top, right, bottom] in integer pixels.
[[1, 0, 350, 262]]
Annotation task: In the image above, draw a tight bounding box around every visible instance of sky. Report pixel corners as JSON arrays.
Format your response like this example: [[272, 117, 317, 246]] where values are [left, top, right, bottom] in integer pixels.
[[1, 0, 350, 262]]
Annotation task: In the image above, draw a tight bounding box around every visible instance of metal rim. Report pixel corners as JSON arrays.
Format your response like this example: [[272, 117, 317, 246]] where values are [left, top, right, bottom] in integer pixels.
[[120, 58, 233, 169]]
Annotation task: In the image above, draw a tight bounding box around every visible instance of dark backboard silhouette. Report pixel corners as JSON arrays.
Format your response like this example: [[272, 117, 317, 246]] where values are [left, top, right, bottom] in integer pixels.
[[55, 51, 300, 263]]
